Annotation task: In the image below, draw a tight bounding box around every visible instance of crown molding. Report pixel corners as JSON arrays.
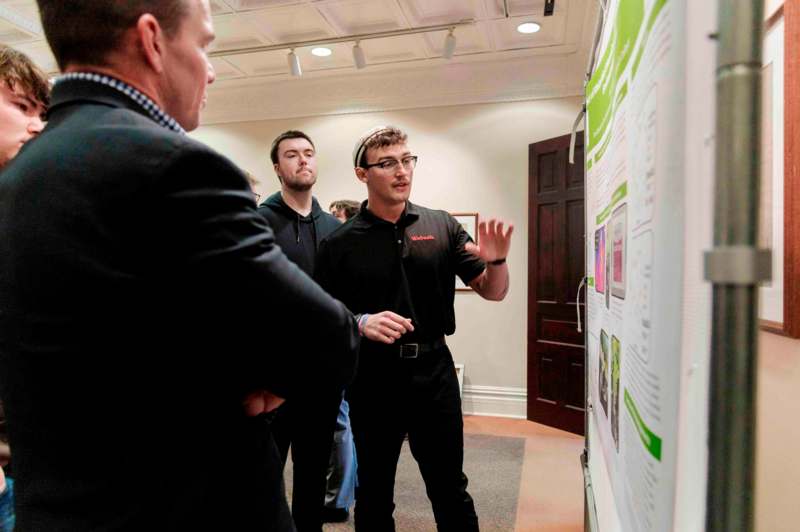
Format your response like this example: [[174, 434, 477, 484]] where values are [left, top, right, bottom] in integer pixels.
[[201, 50, 588, 124]]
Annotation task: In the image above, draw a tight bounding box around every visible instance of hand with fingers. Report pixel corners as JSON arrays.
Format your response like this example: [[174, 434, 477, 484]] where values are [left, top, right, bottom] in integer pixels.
[[242, 390, 286, 416], [362, 311, 414, 344], [464, 218, 514, 262]]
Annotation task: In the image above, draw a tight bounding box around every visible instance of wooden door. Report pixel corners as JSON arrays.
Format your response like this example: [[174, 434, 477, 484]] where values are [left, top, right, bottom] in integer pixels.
[[527, 132, 586, 436]]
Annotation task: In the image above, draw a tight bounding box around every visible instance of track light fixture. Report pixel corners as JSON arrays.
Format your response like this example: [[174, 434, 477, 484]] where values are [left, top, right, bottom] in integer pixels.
[[210, 20, 475, 74], [443, 29, 457, 59], [352, 41, 367, 69], [287, 49, 302, 77]]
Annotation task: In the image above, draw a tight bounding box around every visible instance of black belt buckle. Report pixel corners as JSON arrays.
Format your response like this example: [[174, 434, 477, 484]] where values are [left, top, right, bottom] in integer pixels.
[[400, 343, 419, 359]]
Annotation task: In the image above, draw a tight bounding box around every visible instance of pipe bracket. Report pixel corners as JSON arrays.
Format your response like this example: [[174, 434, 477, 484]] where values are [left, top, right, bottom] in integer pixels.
[[704, 246, 772, 284]]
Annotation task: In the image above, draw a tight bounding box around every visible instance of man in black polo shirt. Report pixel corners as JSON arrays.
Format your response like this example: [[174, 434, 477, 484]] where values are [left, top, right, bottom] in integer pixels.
[[315, 126, 513, 531], [258, 130, 345, 532]]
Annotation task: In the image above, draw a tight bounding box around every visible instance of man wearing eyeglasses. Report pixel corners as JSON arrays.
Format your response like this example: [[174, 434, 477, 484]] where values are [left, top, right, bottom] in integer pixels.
[[315, 126, 514, 531]]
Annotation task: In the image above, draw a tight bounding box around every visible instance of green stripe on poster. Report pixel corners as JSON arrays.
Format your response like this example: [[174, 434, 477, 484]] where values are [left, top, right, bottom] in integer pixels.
[[631, 0, 670, 80], [624, 388, 663, 461], [595, 182, 628, 225]]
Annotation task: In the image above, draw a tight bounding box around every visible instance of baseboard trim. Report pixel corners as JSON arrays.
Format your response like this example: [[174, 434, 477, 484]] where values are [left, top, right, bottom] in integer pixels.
[[462, 385, 527, 419]]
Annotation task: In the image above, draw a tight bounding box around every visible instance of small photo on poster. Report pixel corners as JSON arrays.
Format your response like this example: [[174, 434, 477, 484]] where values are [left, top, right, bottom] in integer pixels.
[[611, 335, 621, 452], [610, 203, 627, 300], [599, 330, 609, 416], [594, 226, 606, 294]]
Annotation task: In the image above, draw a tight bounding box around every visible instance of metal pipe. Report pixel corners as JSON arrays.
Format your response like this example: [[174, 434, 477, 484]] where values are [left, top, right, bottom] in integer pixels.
[[581, 451, 599, 532], [706, 2, 766, 531], [581, 7, 604, 528], [582, 0, 605, 459]]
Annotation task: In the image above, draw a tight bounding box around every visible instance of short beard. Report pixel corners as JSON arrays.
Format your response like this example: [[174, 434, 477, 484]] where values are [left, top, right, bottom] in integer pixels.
[[285, 181, 313, 192], [281, 174, 316, 192]]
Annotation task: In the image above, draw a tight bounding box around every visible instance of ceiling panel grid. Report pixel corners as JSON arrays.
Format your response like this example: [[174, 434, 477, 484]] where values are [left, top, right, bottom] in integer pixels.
[[0, 0, 597, 122]]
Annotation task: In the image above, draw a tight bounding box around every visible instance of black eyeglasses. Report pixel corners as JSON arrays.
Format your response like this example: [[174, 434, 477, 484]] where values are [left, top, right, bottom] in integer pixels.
[[362, 155, 418, 172]]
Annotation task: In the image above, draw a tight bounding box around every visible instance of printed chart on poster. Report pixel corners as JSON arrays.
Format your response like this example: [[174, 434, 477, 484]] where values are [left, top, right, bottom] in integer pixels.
[[584, 0, 687, 530]]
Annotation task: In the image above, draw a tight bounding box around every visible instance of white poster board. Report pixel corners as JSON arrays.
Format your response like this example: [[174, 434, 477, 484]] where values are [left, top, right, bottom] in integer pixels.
[[584, 0, 714, 530]]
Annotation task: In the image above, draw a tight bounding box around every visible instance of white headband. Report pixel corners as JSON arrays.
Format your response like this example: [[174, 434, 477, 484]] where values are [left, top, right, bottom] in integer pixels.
[[352, 126, 392, 167]]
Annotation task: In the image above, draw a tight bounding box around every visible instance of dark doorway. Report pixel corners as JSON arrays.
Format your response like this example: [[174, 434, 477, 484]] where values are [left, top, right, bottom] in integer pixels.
[[527, 132, 586, 436]]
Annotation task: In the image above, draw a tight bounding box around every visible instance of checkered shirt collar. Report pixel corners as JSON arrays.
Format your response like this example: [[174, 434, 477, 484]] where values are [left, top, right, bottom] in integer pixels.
[[54, 72, 185, 135]]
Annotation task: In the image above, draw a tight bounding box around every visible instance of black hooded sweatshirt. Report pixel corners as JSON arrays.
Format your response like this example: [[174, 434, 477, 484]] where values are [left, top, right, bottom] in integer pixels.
[[257, 191, 341, 275]]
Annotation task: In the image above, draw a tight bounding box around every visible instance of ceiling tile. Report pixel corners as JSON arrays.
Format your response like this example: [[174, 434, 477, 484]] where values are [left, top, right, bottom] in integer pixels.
[[295, 42, 359, 72], [398, 0, 485, 26], [358, 34, 430, 64], [485, 0, 549, 18], [210, 57, 246, 81], [0, 19, 37, 44], [489, 12, 566, 50], [0, 0, 42, 37], [210, 13, 270, 52], [224, 50, 291, 77], [247, 4, 337, 44], [209, 0, 234, 15], [315, 0, 406, 36], [423, 22, 492, 57], [224, 0, 313, 12]]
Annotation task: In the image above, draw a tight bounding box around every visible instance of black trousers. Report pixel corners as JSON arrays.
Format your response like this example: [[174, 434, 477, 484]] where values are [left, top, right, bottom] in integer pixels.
[[348, 345, 479, 532], [271, 392, 342, 532]]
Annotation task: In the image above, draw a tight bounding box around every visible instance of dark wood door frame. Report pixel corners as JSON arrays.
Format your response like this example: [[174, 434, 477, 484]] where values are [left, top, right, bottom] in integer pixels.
[[782, 0, 800, 337]]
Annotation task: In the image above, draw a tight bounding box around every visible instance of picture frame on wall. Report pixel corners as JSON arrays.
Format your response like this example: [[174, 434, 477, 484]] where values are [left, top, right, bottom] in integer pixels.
[[451, 212, 479, 291]]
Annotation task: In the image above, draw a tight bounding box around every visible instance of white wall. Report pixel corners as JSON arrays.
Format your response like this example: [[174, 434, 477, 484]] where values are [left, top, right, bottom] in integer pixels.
[[191, 97, 584, 414]]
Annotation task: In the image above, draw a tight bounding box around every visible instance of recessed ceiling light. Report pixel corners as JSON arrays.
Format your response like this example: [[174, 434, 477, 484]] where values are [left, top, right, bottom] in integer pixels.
[[311, 47, 332, 57], [517, 22, 541, 34]]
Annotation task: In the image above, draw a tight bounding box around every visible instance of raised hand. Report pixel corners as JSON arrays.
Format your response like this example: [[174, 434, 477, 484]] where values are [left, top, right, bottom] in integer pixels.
[[464, 218, 514, 262]]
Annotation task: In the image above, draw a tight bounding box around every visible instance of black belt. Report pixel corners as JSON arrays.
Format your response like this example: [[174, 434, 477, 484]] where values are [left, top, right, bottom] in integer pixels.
[[394, 337, 446, 359]]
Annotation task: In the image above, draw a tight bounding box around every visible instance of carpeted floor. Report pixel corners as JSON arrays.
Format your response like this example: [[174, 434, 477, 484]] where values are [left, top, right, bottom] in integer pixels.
[[285, 433, 526, 531]]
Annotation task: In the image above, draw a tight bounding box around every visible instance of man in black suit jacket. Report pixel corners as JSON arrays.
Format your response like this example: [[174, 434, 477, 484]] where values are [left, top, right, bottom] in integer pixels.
[[0, 1, 358, 530]]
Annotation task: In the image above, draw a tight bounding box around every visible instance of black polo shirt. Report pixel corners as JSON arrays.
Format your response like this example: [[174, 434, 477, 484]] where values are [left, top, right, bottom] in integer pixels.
[[315, 201, 485, 343]]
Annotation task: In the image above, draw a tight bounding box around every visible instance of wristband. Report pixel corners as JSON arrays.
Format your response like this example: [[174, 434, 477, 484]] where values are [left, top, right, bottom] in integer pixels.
[[358, 313, 370, 336], [488, 257, 507, 266]]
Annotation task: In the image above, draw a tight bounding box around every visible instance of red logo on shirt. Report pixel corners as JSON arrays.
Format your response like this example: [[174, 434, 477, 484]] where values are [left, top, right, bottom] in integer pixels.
[[411, 235, 435, 241]]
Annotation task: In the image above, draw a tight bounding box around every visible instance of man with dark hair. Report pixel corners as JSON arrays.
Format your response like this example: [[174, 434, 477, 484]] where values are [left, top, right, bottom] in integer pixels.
[[0, 43, 50, 532], [257, 130, 347, 531], [0, 2, 358, 530], [316, 126, 513, 531], [269, 129, 314, 167], [329, 199, 361, 222]]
